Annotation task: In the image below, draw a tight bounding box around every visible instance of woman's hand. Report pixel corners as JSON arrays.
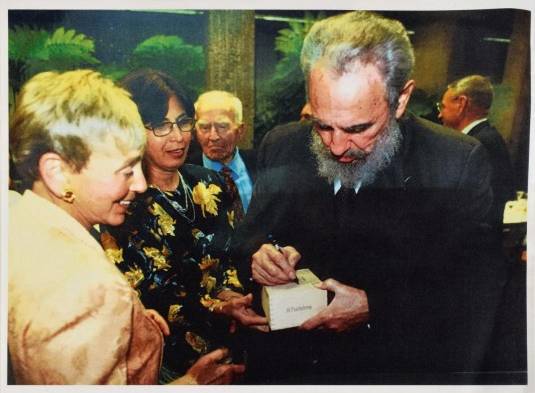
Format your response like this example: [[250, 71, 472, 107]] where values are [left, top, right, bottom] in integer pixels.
[[216, 291, 269, 332], [172, 348, 245, 384], [144, 308, 170, 336]]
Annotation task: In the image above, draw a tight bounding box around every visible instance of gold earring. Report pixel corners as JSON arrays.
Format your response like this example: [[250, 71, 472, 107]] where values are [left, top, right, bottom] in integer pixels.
[[62, 188, 75, 203]]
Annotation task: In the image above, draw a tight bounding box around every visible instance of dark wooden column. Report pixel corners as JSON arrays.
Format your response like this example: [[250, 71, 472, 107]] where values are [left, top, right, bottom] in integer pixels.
[[412, 18, 458, 96], [206, 10, 255, 148], [499, 11, 530, 147]]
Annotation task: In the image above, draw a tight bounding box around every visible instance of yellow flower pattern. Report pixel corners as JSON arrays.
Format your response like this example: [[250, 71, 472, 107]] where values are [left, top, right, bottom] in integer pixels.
[[97, 166, 244, 374], [151, 201, 176, 236], [124, 266, 144, 288], [199, 255, 219, 271], [143, 246, 171, 270], [224, 268, 243, 289], [227, 210, 235, 229], [105, 248, 123, 265], [201, 272, 217, 294], [192, 182, 222, 217], [168, 304, 184, 323], [200, 294, 223, 311], [100, 231, 124, 264]]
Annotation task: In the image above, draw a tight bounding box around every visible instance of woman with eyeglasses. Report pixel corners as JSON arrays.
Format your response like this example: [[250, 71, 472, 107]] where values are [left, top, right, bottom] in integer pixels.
[[97, 69, 267, 384], [9, 69, 244, 385]]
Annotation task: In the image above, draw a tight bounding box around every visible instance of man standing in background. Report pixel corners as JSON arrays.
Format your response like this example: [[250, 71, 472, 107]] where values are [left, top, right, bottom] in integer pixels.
[[438, 75, 515, 221], [188, 90, 256, 215]]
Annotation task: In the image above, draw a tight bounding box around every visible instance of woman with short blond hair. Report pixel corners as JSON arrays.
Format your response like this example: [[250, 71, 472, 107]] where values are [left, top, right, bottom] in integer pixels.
[[9, 69, 243, 384]]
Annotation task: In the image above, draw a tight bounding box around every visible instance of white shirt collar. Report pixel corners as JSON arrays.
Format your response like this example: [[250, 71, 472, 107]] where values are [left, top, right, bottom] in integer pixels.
[[334, 178, 362, 195], [202, 148, 245, 177], [461, 118, 487, 135]]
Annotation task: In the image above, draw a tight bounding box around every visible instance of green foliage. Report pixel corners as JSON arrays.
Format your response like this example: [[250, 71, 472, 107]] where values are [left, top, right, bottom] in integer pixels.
[[8, 26, 49, 62], [128, 35, 205, 98], [43, 27, 99, 71], [255, 13, 322, 145], [9, 26, 100, 93], [9, 26, 205, 114], [97, 63, 130, 82]]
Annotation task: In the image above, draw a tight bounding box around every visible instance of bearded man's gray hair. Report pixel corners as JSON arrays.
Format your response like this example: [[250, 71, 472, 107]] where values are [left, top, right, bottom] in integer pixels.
[[300, 11, 415, 112]]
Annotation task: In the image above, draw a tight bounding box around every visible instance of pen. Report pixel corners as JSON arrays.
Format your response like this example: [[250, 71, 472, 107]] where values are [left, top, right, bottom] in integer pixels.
[[268, 234, 297, 281], [267, 234, 282, 252]]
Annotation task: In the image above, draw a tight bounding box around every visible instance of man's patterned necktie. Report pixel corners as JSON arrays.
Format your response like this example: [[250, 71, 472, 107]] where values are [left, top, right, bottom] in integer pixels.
[[220, 166, 245, 223]]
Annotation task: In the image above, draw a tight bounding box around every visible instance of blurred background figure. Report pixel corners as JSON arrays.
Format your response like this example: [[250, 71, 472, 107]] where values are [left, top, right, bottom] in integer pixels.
[[8, 69, 243, 384], [188, 90, 256, 214], [437, 75, 515, 222], [97, 69, 266, 384]]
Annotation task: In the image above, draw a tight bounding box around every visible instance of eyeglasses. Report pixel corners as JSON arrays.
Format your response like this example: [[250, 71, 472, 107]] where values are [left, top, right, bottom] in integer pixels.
[[196, 121, 233, 135], [145, 115, 195, 137], [435, 102, 444, 112]]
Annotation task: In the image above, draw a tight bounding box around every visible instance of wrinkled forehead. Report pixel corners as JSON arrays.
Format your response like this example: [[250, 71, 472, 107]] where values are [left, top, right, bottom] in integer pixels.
[[196, 107, 236, 124], [197, 96, 238, 118]]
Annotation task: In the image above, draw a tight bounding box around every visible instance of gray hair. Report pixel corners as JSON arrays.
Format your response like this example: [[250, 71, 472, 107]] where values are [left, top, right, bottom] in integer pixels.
[[195, 90, 243, 124], [448, 75, 494, 112], [301, 11, 415, 111]]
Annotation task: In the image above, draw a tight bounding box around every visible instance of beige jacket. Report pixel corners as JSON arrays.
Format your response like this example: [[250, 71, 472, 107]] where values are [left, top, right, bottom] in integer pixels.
[[8, 191, 163, 384]]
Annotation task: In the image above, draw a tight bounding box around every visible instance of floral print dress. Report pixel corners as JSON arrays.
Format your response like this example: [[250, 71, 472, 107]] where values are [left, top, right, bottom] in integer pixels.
[[98, 164, 244, 378]]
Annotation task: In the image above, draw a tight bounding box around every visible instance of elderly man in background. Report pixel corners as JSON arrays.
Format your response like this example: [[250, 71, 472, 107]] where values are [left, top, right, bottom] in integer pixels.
[[232, 11, 512, 384], [8, 69, 244, 385], [188, 90, 256, 215], [438, 74, 515, 222]]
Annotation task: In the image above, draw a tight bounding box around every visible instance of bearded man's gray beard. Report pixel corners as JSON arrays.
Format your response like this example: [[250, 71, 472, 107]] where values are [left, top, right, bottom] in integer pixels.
[[309, 118, 403, 188]]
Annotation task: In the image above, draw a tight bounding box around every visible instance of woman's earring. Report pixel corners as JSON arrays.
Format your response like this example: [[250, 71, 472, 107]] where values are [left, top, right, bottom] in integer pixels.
[[62, 188, 75, 203]]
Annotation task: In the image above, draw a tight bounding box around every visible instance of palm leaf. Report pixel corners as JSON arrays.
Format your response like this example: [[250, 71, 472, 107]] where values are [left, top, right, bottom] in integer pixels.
[[9, 25, 100, 95], [47, 27, 95, 52], [129, 35, 205, 97], [8, 25, 49, 61]]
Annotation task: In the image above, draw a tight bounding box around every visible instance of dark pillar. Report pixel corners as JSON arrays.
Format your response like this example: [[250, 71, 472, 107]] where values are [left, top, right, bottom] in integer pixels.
[[206, 10, 255, 148]]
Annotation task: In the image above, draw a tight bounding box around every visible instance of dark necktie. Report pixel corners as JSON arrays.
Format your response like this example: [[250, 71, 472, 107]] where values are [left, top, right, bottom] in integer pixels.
[[220, 166, 245, 224], [334, 186, 356, 228]]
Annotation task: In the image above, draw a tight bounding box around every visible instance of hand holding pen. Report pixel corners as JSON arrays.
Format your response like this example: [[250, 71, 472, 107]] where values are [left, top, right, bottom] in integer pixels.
[[250, 234, 301, 286]]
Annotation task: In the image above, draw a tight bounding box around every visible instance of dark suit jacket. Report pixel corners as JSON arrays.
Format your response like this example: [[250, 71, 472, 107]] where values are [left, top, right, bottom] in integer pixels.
[[467, 120, 515, 220], [186, 139, 258, 182], [232, 115, 509, 384]]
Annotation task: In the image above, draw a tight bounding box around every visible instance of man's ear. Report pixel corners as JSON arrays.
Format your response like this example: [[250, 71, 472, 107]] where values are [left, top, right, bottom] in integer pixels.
[[38, 152, 70, 198], [457, 94, 469, 115], [395, 79, 416, 119]]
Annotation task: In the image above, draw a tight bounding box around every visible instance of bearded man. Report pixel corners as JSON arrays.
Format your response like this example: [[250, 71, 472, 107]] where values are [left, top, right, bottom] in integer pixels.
[[232, 11, 510, 384]]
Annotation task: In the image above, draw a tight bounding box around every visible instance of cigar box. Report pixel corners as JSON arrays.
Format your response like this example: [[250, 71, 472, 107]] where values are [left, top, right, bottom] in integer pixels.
[[261, 269, 328, 331]]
